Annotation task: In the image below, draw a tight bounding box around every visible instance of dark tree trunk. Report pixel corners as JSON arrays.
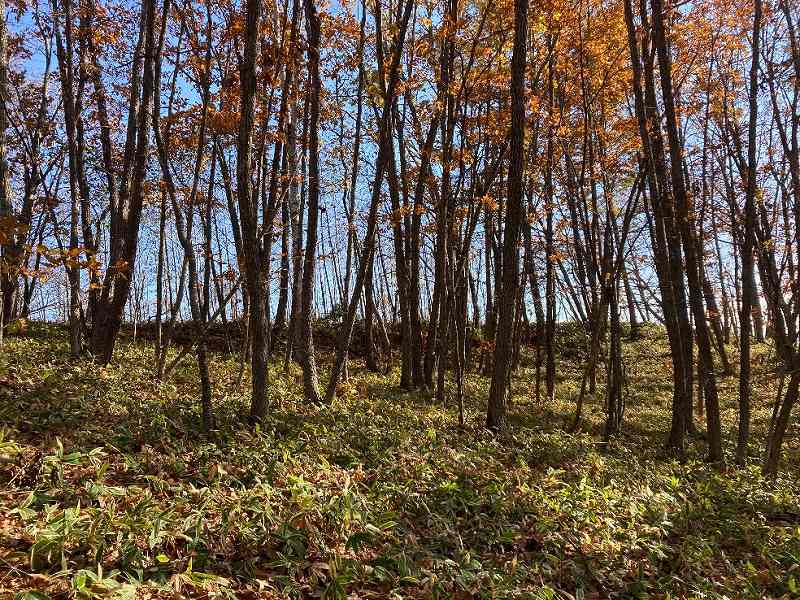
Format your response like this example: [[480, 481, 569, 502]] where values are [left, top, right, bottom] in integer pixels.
[[90, 0, 158, 364], [486, 0, 527, 430], [323, 0, 415, 402], [650, 0, 723, 462], [237, 0, 270, 421], [298, 0, 326, 403], [737, 0, 762, 464]]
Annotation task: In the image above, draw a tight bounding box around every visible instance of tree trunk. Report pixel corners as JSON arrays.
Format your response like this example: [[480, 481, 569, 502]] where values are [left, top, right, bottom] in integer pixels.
[[650, 0, 723, 462], [90, 0, 158, 364], [299, 0, 325, 403], [237, 0, 269, 421], [737, 0, 762, 464], [486, 0, 527, 430]]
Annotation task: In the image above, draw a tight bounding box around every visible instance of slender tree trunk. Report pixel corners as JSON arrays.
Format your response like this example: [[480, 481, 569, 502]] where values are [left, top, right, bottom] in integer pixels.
[[737, 0, 762, 464], [323, 0, 415, 402], [364, 255, 379, 371], [51, 0, 81, 356], [764, 372, 800, 475], [0, 0, 12, 336], [299, 0, 324, 402], [624, 0, 691, 456], [486, 0, 527, 430], [237, 0, 270, 421], [409, 116, 440, 387], [544, 38, 557, 405], [285, 95, 305, 367], [651, 0, 723, 462]]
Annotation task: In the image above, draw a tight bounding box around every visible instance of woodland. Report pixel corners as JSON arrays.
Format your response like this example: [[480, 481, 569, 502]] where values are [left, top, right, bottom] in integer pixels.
[[0, 0, 799, 595]]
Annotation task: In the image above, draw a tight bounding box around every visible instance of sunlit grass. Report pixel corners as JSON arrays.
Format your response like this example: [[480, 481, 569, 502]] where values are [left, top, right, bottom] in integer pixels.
[[0, 322, 798, 599]]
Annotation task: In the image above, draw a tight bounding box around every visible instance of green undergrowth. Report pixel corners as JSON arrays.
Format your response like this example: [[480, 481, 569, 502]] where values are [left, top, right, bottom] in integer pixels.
[[0, 323, 798, 599]]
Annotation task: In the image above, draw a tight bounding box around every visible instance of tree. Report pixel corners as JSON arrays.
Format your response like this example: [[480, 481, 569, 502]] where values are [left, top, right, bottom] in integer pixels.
[[90, 0, 159, 364], [237, 0, 270, 421], [486, 0, 527, 430], [299, 0, 323, 403]]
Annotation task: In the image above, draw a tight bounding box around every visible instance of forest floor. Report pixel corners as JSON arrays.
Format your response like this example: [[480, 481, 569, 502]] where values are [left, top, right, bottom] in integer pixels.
[[0, 323, 798, 599]]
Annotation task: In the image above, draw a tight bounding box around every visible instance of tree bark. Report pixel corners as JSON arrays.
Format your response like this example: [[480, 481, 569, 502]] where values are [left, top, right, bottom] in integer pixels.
[[486, 0, 527, 430]]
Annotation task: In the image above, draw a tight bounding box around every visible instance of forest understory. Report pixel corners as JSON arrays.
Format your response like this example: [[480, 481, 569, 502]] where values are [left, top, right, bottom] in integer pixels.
[[1, 322, 798, 600]]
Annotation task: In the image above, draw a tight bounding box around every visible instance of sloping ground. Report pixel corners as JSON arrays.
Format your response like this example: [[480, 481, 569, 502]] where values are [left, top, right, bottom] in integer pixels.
[[15, 318, 402, 358], [0, 323, 798, 599], [121, 318, 403, 357]]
